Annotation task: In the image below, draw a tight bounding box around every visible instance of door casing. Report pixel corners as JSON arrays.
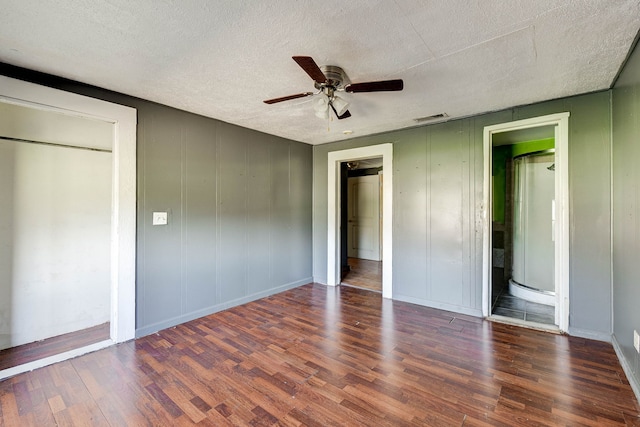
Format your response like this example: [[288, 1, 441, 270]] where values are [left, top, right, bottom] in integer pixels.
[[327, 143, 393, 298], [482, 113, 570, 332], [0, 75, 136, 379]]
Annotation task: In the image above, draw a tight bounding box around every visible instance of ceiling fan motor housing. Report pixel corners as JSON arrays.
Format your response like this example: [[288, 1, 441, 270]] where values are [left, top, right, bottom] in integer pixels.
[[315, 65, 350, 92]]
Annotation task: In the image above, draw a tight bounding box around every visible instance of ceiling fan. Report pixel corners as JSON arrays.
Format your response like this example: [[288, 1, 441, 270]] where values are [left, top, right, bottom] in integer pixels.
[[263, 56, 403, 120]]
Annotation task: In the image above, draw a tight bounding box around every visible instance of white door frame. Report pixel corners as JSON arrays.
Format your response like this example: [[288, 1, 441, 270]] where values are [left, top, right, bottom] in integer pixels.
[[482, 112, 570, 332], [327, 143, 393, 298], [0, 75, 136, 378]]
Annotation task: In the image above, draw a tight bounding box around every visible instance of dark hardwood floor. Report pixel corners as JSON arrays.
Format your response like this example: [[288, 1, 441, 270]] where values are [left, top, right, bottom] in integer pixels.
[[0, 284, 638, 426], [0, 322, 110, 371], [341, 257, 382, 292]]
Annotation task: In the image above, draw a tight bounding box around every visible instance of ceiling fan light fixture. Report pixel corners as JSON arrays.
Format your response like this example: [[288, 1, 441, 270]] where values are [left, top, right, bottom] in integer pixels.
[[263, 56, 404, 122], [346, 161, 359, 170], [313, 95, 329, 112], [331, 96, 349, 116], [315, 106, 329, 119]]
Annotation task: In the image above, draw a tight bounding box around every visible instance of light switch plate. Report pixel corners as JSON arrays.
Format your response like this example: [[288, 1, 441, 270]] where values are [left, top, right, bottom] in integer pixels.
[[152, 212, 168, 225]]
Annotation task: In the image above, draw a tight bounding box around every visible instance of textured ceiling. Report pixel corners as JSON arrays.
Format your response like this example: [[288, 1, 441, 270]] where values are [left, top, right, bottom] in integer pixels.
[[1, 1, 639, 145]]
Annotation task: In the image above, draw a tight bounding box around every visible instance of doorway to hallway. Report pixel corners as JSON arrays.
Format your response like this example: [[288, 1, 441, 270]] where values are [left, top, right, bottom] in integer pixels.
[[327, 143, 393, 298], [340, 157, 383, 293]]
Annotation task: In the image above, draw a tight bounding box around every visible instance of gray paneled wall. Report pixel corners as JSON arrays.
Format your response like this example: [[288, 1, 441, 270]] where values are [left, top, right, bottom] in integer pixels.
[[391, 121, 481, 314], [313, 91, 613, 337], [1, 64, 623, 352], [136, 107, 312, 335], [612, 39, 640, 396]]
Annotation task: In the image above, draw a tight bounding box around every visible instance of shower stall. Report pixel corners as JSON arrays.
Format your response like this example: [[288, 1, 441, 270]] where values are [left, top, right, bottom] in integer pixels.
[[509, 151, 555, 305]]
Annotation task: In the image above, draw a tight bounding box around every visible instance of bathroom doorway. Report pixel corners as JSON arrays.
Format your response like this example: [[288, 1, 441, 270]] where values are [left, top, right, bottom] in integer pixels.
[[482, 113, 569, 332]]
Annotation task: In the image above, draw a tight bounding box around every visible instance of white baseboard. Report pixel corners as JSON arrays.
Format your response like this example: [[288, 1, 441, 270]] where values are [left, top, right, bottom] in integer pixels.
[[567, 326, 611, 343], [135, 277, 312, 338], [611, 334, 640, 404]]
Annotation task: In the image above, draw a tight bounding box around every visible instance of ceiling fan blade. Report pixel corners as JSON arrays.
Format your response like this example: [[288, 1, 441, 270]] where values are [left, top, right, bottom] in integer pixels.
[[338, 109, 351, 119], [330, 103, 352, 120], [292, 56, 327, 84], [263, 92, 313, 104], [344, 79, 403, 93]]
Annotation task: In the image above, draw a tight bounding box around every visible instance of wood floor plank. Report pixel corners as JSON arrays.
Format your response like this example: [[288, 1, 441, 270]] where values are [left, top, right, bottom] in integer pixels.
[[342, 257, 382, 292], [1, 283, 639, 426]]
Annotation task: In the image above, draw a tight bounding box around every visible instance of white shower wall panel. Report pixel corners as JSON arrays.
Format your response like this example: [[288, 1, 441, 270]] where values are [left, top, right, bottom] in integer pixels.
[[512, 154, 555, 292]]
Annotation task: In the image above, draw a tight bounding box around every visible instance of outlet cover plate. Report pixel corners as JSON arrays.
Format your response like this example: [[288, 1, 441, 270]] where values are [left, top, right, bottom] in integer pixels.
[[634, 330, 640, 353], [152, 212, 168, 225]]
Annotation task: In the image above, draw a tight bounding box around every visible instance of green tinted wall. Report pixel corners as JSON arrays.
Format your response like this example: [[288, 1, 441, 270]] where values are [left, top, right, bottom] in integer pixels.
[[492, 138, 555, 224]]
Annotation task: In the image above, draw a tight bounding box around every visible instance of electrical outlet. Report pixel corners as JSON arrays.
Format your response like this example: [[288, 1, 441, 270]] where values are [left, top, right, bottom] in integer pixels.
[[152, 212, 168, 225], [634, 330, 640, 353]]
